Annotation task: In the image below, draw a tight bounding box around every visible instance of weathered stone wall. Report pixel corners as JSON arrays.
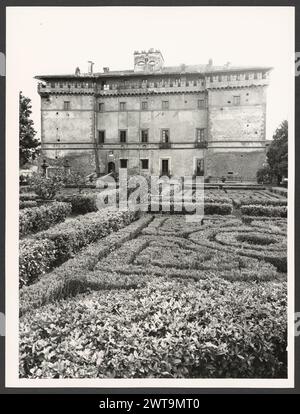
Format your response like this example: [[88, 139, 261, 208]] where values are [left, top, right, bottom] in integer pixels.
[[206, 148, 266, 180], [208, 87, 266, 142], [41, 94, 95, 162], [96, 94, 207, 143]]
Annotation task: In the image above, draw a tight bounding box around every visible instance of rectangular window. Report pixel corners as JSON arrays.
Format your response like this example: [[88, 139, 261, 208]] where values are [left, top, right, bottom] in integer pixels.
[[141, 129, 149, 143], [120, 159, 128, 169], [141, 101, 148, 110], [99, 103, 105, 112], [59, 83, 64, 88], [63, 101, 70, 111], [50, 82, 55, 88], [98, 130, 105, 144], [233, 96, 241, 105], [196, 128, 206, 142], [161, 129, 170, 143], [119, 102, 126, 111], [198, 99, 205, 108], [141, 159, 149, 170], [162, 101, 169, 110], [119, 130, 127, 143]]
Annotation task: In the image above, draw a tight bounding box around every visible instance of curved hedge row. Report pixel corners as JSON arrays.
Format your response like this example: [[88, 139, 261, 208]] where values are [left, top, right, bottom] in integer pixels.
[[19, 208, 140, 288], [19, 202, 72, 237], [19, 215, 153, 313]]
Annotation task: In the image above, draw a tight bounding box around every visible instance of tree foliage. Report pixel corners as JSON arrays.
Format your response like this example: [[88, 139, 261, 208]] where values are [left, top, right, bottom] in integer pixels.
[[19, 92, 40, 167], [267, 120, 288, 183]]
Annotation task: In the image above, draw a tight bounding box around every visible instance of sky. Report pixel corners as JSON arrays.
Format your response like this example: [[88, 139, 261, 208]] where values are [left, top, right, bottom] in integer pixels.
[[7, 6, 294, 140]]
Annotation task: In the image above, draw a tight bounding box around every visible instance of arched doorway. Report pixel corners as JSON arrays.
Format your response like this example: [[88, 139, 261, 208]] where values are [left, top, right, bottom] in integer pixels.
[[108, 161, 115, 174]]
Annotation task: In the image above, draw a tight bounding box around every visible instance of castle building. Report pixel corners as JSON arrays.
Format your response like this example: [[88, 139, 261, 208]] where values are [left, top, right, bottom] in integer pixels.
[[36, 49, 272, 181]]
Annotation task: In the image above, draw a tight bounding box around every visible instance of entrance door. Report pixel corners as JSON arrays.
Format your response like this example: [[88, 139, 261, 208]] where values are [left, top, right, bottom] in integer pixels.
[[108, 162, 115, 174], [161, 159, 169, 176], [195, 159, 204, 176]]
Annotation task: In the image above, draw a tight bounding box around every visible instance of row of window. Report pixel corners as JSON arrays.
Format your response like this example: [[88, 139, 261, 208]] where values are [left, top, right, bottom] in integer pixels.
[[62, 96, 241, 112], [208, 72, 265, 82], [48, 72, 265, 91], [50, 82, 94, 89], [99, 99, 207, 112], [98, 128, 206, 144], [119, 159, 149, 169]]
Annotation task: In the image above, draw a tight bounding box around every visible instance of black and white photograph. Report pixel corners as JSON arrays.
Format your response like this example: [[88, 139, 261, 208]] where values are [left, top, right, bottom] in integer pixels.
[[4, 5, 295, 388]]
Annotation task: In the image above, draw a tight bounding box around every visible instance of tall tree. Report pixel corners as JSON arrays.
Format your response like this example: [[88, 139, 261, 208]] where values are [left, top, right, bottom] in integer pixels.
[[19, 91, 40, 167], [267, 120, 288, 184]]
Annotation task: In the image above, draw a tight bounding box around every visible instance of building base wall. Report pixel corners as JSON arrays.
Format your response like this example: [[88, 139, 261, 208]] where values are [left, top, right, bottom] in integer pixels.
[[206, 148, 266, 181]]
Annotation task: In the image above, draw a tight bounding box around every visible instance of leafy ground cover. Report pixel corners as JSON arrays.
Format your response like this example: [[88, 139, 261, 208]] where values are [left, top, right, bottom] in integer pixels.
[[20, 276, 287, 379]]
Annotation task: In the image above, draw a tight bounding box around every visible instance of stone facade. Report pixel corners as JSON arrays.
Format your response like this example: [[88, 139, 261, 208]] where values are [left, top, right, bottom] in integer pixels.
[[36, 50, 271, 181]]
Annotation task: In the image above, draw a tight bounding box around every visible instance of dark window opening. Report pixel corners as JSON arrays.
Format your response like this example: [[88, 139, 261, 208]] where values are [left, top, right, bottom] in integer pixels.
[[141, 159, 149, 170], [63, 101, 70, 111], [99, 103, 105, 112], [119, 130, 127, 143], [141, 129, 148, 143], [120, 159, 128, 169], [98, 130, 105, 144], [141, 101, 148, 110], [119, 102, 126, 111]]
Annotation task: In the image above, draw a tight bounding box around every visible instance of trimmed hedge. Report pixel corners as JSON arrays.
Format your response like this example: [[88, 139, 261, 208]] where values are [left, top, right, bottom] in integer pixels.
[[241, 205, 287, 218], [19, 193, 39, 201], [19, 202, 72, 237], [19, 239, 57, 287], [19, 215, 153, 314], [148, 202, 232, 215], [235, 198, 287, 207], [19, 277, 287, 379], [56, 194, 98, 214], [19, 200, 38, 209], [189, 224, 287, 272], [34, 208, 139, 265], [19, 208, 140, 290]]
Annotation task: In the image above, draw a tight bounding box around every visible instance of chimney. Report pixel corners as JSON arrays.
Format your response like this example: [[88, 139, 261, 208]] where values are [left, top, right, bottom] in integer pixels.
[[88, 61, 94, 74], [208, 58, 213, 66], [103, 67, 110, 73], [75, 67, 80, 76]]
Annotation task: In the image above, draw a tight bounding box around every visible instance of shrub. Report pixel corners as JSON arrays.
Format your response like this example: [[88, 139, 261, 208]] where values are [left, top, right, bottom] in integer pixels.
[[56, 194, 98, 214], [19, 239, 56, 287], [33, 209, 137, 264], [148, 202, 232, 215], [19, 277, 287, 379], [257, 165, 272, 184], [204, 203, 232, 215], [241, 205, 287, 217], [19, 202, 71, 237], [19, 215, 153, 313], [19, 200, 38, 209], [19, 193, 39, 201], [239, 199, 287, 207], [30, 173, 64, 200]]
